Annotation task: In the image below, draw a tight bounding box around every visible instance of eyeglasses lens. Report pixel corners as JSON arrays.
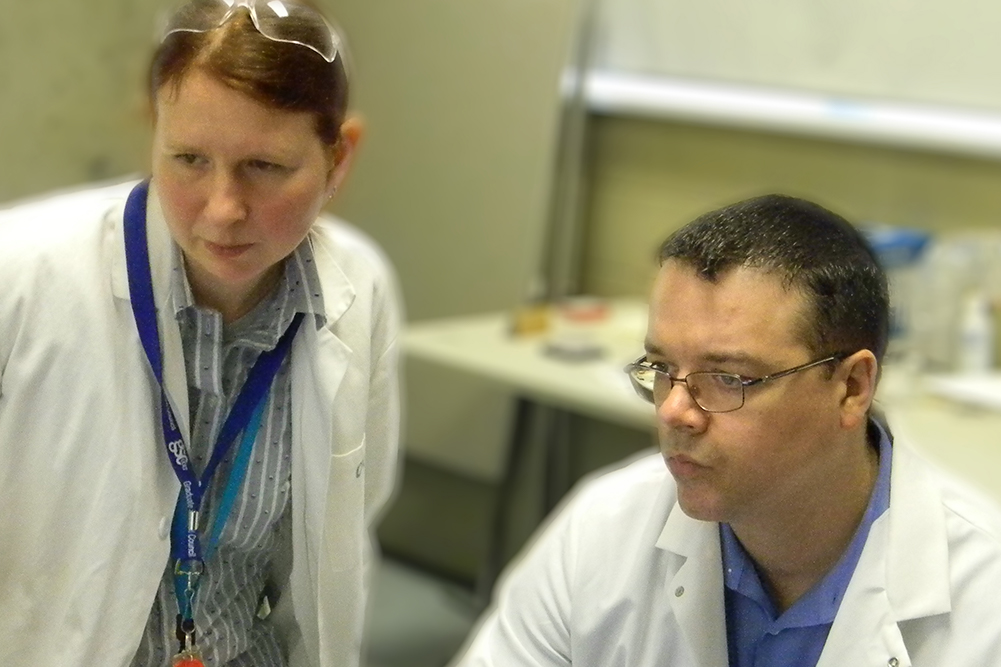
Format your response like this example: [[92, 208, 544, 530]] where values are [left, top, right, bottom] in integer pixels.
[[630, 367, 743, 413], [686, 374, 743, 412]]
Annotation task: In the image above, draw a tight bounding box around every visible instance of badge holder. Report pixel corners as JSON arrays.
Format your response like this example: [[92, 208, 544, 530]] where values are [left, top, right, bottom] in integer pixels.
[[172, 650, 206, 667], [173, 556, 205, 667]]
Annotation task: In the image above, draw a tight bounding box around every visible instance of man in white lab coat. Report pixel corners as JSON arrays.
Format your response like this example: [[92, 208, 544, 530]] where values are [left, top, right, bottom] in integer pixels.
[[451, 195, 1001, 667]]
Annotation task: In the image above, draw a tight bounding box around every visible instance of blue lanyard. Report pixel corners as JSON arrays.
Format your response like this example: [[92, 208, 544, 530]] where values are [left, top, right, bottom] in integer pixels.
[[123, 181, 303, 640]]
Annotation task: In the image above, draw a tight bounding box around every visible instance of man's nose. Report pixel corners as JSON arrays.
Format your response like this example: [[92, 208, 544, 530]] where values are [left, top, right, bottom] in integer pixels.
[[656, 380, 708, 432]]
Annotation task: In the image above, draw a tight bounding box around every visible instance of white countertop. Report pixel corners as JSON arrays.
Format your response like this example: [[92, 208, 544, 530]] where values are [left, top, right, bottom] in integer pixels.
[[878, 369, 1001, 504], [404, 300, 654, 431]]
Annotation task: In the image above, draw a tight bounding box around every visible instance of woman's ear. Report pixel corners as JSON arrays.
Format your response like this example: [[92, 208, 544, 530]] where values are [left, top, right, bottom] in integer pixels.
[[326, 114, 365, 198], [838, 350, 879, 431]]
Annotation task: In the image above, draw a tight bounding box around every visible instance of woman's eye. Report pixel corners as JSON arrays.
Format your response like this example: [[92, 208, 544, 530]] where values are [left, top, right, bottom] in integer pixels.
[[174, 153, 204, 166], [247, 159, 289, 174]]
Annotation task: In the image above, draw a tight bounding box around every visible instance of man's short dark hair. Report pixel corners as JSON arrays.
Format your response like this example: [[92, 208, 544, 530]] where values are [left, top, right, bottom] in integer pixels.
[[658, 194, 890, 364]]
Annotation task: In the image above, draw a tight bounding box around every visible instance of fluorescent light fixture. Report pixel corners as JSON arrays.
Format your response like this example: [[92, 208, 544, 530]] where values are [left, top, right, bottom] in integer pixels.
[[586, 69, 1001, 159]]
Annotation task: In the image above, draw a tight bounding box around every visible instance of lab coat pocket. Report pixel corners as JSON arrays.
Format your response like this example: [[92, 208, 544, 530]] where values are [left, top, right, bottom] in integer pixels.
[[323, 437, 366, 572]]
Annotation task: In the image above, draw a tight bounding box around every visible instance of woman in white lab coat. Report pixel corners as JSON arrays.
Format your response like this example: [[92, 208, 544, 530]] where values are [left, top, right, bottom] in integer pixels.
[[0, 2, 400, 666]]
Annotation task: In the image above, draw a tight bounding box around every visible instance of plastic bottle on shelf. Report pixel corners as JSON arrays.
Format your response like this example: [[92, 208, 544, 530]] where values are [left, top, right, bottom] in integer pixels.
[[957, 291, 995, 374], [861, 225, 931, 365]]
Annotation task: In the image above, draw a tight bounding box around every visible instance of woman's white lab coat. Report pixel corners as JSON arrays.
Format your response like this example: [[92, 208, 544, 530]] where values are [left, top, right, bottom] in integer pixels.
[[0, 181, 401, 667], [454, 440, 1001, 666]]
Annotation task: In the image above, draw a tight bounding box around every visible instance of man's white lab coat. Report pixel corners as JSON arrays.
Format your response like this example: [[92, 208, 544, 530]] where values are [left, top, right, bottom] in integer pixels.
[[0, 181, 401, 667], [454, 441, 1001, 666]]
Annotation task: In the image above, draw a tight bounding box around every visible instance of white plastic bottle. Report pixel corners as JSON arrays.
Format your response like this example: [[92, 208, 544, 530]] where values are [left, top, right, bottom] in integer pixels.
[[957, 292, 995, 373]]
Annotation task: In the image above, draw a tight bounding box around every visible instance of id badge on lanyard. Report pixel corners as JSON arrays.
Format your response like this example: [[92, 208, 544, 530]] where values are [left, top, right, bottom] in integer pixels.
[[173, 650, 208, 667], [123, 181, 303, 662]]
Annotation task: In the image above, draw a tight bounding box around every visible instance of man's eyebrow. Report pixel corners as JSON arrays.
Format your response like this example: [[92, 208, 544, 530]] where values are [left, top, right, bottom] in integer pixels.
[[642, 342, 762, 367], [701, 351, 759, 366], [643, 340, 669, 357]]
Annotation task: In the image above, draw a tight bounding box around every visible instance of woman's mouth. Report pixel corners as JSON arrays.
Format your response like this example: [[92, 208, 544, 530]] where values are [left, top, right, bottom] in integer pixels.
[[205, 240, 253, 258]]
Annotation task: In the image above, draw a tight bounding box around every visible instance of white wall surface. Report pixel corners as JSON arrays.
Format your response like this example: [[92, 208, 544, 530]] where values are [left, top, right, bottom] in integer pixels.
[[595, 0, 1001, 112]]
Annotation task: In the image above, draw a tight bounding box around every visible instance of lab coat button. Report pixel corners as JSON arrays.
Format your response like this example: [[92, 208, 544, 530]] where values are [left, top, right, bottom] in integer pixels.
[[674, 586, 685, 597], [158, 517, 170, 540], [887, 659, 899, 667]]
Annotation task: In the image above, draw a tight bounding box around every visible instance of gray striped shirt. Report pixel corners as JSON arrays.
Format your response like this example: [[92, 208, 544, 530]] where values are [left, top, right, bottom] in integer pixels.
[[131, 241, 326, 667]]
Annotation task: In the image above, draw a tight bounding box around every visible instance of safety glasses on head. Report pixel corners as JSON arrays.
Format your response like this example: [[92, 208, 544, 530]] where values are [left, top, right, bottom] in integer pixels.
[[160, 0, 342, 63]]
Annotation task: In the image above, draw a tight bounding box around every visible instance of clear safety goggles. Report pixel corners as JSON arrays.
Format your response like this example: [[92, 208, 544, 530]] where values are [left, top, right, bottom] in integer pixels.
[[160, 0, 342, 63]]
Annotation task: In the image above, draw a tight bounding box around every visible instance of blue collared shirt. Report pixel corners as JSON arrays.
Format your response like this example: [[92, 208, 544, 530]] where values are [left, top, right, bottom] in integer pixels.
[[720, 422, 892, 667]]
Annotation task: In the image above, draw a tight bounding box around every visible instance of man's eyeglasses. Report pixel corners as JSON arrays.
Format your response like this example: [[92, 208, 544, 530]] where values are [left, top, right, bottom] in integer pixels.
[[161, 0, 342, 63], [623, 353, 849, 413]]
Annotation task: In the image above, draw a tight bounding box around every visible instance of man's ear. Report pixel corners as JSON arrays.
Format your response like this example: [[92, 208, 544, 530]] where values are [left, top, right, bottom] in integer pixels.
[[326, 114, 365, 197], [838, 350, 879, 430]]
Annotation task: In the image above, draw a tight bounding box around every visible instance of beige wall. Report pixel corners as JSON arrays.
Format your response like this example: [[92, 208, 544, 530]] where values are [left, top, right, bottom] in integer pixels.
[[0, 1, 157, 202], [328, 0, 580, 321], [580, 115, 1001, 298]]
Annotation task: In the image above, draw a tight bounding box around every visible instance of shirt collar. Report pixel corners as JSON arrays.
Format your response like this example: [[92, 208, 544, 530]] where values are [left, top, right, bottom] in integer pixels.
[[283, 237, 328, 329], [168, 242, 195, 316], [169, 238, 328, 349], [720, 419, 893, 629]]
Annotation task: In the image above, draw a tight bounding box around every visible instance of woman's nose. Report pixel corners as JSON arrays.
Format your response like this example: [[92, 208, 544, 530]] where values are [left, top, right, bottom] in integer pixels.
[[203, 171, 248, 225]]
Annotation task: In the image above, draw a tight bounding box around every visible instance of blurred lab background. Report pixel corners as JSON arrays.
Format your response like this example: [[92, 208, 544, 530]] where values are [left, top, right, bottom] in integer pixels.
[[4, 0, 1001, 665]]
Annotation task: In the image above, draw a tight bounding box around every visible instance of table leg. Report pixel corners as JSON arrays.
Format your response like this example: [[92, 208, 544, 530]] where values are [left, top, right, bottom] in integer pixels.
[[475, 396, 534, 604]]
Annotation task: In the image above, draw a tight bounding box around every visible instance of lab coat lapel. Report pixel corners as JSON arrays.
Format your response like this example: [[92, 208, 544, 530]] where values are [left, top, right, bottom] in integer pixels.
[[110, 181, 191, 442], [884, 442, 951, 619], [815, 514, 913, 667], [657, 504, 729, 667], [291, 323, 352, 560], [817, 442, 951, 667], [287, 229, 356, 663]]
